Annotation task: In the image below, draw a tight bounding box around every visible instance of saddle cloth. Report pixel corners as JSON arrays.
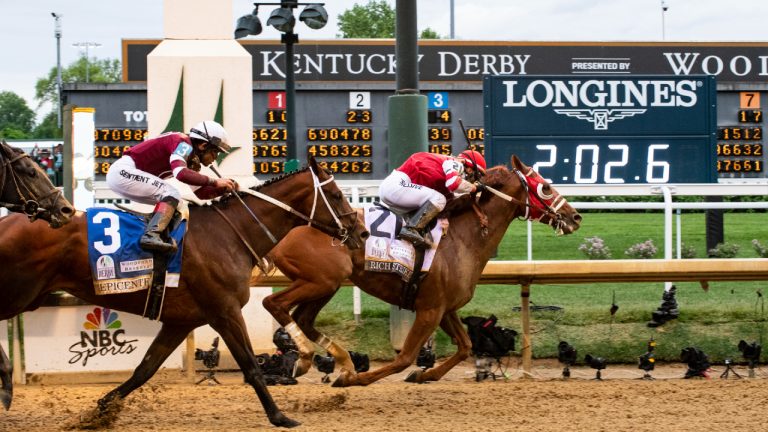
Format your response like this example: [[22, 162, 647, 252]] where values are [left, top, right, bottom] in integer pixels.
[[363, 203, 446, 282], [86, 208, 186, 295]]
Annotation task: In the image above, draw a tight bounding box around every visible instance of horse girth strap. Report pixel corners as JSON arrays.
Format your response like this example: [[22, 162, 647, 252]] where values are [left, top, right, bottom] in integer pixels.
[[211, 206, 269, 274]]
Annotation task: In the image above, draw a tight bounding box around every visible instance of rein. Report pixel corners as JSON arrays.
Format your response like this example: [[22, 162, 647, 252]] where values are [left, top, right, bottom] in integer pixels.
[[239, 166, 355, 243], [213, 166, 356, 268], [482, 168, 566, 232]]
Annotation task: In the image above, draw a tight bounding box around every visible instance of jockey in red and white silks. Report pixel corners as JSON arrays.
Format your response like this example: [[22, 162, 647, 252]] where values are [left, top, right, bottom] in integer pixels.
[[379, 150, 486, 248]]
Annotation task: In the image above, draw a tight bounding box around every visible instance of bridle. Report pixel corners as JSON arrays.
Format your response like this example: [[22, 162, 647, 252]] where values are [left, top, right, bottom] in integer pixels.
[[237, 165, 358, 245], [481, 167, 568, 234], [0, 143, 66, 222]]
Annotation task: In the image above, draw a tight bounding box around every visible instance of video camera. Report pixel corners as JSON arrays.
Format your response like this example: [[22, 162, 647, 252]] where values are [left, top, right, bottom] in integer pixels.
[[738, 340, 761, 365], [416, 340, 436, 370], [312, 351, 371, 375], [681, 346, 710, 378], [273, 327, 298, 353], [461, 315, 517, 358], [195, 336, 220, 369]]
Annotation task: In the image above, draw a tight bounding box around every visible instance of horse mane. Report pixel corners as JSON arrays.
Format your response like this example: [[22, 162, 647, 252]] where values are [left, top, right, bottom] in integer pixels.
[[438, 165, 512, 218], [255, 166, 310, 190], [186, 165, 311, 208]]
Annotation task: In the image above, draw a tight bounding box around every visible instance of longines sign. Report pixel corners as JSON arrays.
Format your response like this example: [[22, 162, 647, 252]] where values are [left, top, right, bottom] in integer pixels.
[[124, 40, 768, 84]]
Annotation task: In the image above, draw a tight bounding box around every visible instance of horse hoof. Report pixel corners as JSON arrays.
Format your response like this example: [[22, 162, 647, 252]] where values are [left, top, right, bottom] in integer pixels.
[[294, 357, 312, 377], [271, 413, 301, 428], [0, 389, 11, 410], [404, 370, 423, 383], [332, 372, 354, 387]]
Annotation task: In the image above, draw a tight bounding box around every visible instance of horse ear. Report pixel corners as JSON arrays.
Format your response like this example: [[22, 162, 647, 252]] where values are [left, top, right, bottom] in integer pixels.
[[308, 154, 319, 172], [511, 154, 527, 171]]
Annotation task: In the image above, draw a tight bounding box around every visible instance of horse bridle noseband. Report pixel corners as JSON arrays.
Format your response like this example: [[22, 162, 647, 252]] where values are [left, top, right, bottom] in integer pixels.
[[0, 144, 65, 221], [482, 168, 566, 231]]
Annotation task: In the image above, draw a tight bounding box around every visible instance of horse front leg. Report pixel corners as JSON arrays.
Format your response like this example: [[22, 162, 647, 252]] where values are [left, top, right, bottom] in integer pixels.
[[207, 308, 299, 428], [0, 344, 12, 410], [332, 308, 442, 387], [76, 323, 193, 428], [406, 310, 471, 383], [263, 279, 347, 377], [293, 301, 356, 375]]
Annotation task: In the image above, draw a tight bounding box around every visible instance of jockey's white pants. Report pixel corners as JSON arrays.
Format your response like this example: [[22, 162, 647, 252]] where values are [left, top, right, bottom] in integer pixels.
[[379, 170, 447, 211], [106, 156, 181, 206]]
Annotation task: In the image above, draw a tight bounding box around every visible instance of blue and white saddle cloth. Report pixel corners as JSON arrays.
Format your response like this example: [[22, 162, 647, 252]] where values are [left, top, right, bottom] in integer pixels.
[[86, 208, 186, 296]]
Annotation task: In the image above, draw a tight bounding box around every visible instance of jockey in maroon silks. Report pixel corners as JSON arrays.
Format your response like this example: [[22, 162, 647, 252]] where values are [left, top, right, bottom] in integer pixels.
[[379, 149, 486, 248], [106, 120, 238, 254]]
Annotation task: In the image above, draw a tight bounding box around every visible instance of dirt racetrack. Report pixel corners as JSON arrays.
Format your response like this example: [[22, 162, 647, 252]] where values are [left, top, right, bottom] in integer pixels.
[[3, 360, 767, 432]]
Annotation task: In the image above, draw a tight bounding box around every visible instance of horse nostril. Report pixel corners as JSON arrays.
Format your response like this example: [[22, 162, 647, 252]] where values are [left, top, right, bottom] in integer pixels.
[[573, 214, 583, 223], [360, 230, 370, 240], [62, 206, 75, 215]]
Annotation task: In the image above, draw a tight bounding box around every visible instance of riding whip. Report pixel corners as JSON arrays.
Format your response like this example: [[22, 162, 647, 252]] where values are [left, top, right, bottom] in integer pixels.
[[458, 118, 483, 180]]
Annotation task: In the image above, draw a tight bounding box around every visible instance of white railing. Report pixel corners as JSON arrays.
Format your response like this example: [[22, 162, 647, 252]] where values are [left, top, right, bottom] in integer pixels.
[[91, 180, 768, 321]]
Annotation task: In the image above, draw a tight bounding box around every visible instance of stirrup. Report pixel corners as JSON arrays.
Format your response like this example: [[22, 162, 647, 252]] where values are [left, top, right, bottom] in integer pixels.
[[140, 233, 177, 254], [398, 227, 430, 249]]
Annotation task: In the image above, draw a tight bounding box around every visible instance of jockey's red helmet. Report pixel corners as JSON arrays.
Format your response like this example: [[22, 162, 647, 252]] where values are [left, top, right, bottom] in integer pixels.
[[457, 150, 486, 174]]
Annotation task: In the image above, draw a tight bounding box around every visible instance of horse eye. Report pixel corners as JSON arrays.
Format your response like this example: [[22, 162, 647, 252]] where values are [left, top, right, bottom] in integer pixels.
[[537, 183, 554, 200]]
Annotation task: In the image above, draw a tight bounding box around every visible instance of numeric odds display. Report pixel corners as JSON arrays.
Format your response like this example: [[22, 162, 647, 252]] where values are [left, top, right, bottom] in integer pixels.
[[93, 128, 147, 176], [83, 83, 766, 183], [716, 92, 764, 177]]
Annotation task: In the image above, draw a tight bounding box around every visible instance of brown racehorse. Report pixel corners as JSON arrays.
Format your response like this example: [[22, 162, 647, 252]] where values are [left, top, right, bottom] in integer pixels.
[[0, 157, 367, 428], [260, 155, 581, 386], [0, 140, 75, 410], [0, 140, 74, 227]]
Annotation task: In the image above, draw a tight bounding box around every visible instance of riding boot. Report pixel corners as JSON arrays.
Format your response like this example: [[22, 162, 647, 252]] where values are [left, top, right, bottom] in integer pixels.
[[398, 202, 441, 249], [140, 201, 178, 254], [647, 285, 680, 327]]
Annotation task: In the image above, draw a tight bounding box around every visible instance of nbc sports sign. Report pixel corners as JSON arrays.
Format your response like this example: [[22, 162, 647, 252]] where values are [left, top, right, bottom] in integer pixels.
[[11, 306, 183, 372]]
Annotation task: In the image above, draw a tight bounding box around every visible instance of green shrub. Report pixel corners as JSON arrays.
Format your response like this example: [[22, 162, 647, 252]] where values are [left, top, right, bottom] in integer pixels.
[[708, 242, 740, 258], [578, 236, 612, 259], [681, 243, 697, 258], [625, 239, 658, 259], [752, 239, 768, 258]]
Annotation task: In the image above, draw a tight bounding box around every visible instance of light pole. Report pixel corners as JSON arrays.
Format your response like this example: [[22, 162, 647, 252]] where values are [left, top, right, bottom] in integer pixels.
[[72, 41, 102, 83], [235, 2, 328, 173], [450, 0, 455, 39], [661, 0, 668, 41], [51, 12, 62, 128]]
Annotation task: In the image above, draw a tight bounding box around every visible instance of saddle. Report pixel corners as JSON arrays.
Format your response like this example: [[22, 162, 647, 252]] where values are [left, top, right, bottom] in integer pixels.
[[364, 202, 444, 310]]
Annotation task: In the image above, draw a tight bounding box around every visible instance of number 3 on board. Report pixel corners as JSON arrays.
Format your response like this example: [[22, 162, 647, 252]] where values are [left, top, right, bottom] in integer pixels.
[[428, 92, 449, 109]]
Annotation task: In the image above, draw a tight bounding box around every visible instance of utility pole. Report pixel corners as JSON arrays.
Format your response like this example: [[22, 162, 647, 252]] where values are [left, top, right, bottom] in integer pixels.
[[52, 12, 63, 128]]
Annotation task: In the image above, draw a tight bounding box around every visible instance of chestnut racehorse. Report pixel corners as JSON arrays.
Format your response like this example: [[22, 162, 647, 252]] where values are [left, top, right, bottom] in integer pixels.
[[260, 155, 581, 386], [0, 157, 367, 428], [0, 140, 75, 410]]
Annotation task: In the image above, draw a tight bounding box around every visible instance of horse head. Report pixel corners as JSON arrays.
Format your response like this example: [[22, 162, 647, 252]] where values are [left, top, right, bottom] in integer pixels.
[[0, 141, 74, 228], [305, 156, 369, 248], [478, 155, 581, 235]]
